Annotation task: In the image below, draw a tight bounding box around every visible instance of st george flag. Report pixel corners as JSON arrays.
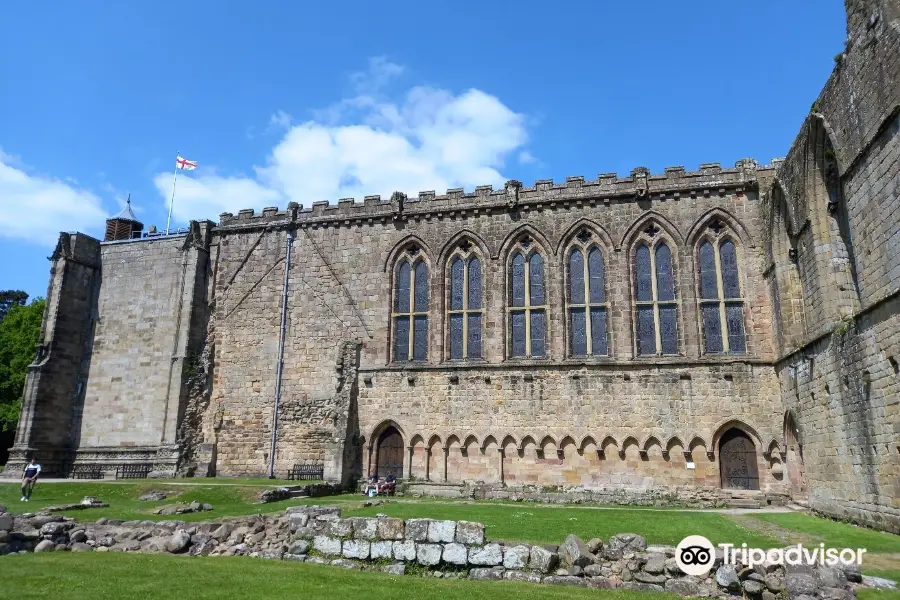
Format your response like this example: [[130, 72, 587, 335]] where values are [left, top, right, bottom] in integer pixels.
[[176, 155, 198, 170]]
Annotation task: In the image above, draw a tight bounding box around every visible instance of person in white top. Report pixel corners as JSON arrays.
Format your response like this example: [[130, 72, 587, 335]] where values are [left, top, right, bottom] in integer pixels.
[[21, 456, 41, 502]]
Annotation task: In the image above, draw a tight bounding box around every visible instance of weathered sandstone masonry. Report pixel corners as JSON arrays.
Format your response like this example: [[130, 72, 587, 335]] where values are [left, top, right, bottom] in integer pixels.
[[3, 0, 898, 535], [0, 503, 880, 599]]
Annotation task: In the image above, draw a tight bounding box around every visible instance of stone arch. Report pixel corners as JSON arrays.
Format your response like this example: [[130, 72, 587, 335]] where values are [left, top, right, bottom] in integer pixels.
[[711, 419, 763, 450], [713, 420, 763, 491], [621, 436, 640, 459], [688, 436, 710, 457], [686, 208, 752, 248], [383, 234, 435, 273], [501, 434, 518, 451], [783, 410, 808, 500], [497, 224, 553, 261], [481, 434, 498, 452], [369, 420, 406, 479], [626, 213, 684, 357], [437, 229, 493, 267], [600, 435, 619, 456], [805, 114, 860, 317], [427, 433, 443, 450], [619, 210, 685, 250], [463, 434, 480, 449], [519, 434, 537, 451], [578, 435, 598, 454], [767, 180, 808, 353], [555, 218, 616, 256]]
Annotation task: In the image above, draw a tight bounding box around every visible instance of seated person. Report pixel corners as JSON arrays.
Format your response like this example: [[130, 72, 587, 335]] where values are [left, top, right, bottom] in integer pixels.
[[363, 474, 379, 496], [379, 472, 397, 495]]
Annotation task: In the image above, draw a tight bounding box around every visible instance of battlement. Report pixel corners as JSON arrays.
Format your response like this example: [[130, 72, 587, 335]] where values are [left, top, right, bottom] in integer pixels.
[[217, 158, 780, 230]]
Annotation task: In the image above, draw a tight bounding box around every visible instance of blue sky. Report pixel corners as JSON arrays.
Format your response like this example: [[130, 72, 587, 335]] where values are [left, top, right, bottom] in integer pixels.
[[0, 1, 846, 300]]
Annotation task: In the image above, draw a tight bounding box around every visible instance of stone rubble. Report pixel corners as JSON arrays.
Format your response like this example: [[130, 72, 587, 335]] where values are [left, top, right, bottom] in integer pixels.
[[0, 503, 888, 599]]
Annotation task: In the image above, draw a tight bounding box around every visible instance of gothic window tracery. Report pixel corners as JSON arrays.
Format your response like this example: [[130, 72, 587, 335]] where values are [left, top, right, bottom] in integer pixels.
[[633, 226, 679, 356], [448, 241, 483, 360], [567, 229, 609, 356], [393, 245, 429, 362], [508, 236, 547, 358], [697, 222, 747, 354]]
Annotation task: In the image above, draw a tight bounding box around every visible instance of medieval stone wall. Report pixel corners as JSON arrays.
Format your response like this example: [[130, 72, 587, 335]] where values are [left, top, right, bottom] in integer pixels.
[[75, 237, 190, 448], [766, 0, 900, 533], [202, 163, 786, 492]]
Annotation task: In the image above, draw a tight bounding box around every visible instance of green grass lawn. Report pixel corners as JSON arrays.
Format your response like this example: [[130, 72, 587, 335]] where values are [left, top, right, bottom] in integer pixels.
[[341, 500, 781, 547], [751, 513, 900, 554], [0, 482, 311, 522], [0, 553, 671, 600]]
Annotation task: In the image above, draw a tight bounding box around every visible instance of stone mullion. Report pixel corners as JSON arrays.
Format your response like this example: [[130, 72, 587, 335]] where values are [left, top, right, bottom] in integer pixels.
[[649, 244, 662, 355], [713, 241, 730, 353]]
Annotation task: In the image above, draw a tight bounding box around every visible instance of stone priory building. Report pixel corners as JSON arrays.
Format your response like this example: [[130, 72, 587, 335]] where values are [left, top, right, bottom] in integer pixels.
[[5, 0, 898, 534]]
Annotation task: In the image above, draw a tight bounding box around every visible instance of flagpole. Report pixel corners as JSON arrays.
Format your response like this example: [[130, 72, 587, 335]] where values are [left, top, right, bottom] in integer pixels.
[[166, 150, 179, 235]]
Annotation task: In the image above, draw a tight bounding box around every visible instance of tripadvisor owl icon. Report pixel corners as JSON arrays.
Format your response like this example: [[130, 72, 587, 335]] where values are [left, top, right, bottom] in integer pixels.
[[676, 535, 716, 576]]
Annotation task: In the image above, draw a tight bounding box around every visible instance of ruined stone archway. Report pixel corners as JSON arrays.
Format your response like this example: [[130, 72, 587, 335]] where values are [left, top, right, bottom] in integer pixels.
[[375, 426, 404, 479], [719, 428, 760, 490], [783, 412, 808, 500]]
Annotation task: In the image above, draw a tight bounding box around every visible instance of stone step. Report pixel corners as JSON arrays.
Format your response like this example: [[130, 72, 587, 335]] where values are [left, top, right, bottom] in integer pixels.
[[727, 499, 762, 509]]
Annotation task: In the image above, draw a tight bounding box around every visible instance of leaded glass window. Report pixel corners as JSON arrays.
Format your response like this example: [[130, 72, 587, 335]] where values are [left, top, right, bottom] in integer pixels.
[[697, 233, 746, 354], [392, 249, 429, 361], [633, 237, 679, 356], [508, 240, 548, 358], [567, 232, 609, 356], [447, 247, 484, 360]]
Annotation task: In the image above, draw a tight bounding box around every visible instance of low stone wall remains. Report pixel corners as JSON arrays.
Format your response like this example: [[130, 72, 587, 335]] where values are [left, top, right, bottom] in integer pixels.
[[0, 503, 889, 599]]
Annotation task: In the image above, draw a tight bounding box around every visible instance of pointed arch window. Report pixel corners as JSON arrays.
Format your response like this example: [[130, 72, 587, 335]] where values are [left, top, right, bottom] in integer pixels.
[[393, 246, 429, 362], [508, 237, 547, 358], [634, 230, 679, 356], [567, 230, 609, 356], [698, 226, 746, 354], [448, 242, 483, 360]]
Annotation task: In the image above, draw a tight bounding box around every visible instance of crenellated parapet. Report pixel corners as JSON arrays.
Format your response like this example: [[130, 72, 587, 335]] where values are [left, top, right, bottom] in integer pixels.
[[216, 159, 779, 232]]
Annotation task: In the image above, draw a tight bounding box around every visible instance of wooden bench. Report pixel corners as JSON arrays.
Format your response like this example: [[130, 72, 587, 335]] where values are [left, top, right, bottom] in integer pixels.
[[70, 464, 104, 479], [287, 464, 324, 481], [115, 464, 153, 480]]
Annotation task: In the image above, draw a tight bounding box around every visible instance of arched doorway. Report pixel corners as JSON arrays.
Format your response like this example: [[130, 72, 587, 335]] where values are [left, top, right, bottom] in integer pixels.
[[375, 426, 404, 479], [784, 412, 808, 499], [719, 428, 760, 490]]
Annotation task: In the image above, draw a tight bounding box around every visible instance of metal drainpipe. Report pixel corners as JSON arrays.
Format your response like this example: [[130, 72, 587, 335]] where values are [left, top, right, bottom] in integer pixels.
[[268, 228, 294, 478]]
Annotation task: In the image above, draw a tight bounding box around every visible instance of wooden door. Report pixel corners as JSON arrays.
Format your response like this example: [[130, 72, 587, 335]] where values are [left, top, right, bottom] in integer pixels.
[[719, 429, 760, 490]]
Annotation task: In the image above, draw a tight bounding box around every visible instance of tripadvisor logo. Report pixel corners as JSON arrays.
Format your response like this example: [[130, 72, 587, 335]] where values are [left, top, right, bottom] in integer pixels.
[[676, 535, 868, 577], [676, 535, 716, 576]]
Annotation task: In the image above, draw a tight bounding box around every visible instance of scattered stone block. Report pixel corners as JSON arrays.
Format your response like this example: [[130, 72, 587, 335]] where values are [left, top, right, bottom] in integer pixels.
[[350, 517, 377, 541], [417, 543, 442, 566], [382, 563, 406, 576], [505, 571, 542, 583], [327, 519, 353, 538], [312, 535, 342, 556], [785, 573, 819, 597], [503, 544, 530, 569], [164, 530, 191, 554], [342, 539, 370, 560], [392, 540, 416, 562], [665, 578, 701, 596], [34, 540, 55, 553], [376, 518, 404, 540], [469, 567, 504, 581], [442, 543, 468, 566], [529, 545, 559, 573], [469, 543, 503, 566], [559, 534, 595, 568], [370, 540, 393, 560], [455, 521, 485, 545], [608, 533, 647, 553], [744, 580, 765, 595], [643, 553, 666, 574], [544, 575, 587, 587], [427, 520, 456, 543], [404, 519, 431, 542]]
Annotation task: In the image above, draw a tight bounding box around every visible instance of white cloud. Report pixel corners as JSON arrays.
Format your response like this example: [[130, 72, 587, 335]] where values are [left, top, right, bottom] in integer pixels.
[[155, 59, 532, 222], [267, 110, 293, 133], [152, 171, 282, 223], [519, 151, 537, 165], [0, 151, 109, 246]]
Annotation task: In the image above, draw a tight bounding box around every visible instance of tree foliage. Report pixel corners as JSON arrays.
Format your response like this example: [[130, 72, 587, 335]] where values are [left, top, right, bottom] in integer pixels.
[[0, 297, 45, 432], [0, 290, 28, 322]]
